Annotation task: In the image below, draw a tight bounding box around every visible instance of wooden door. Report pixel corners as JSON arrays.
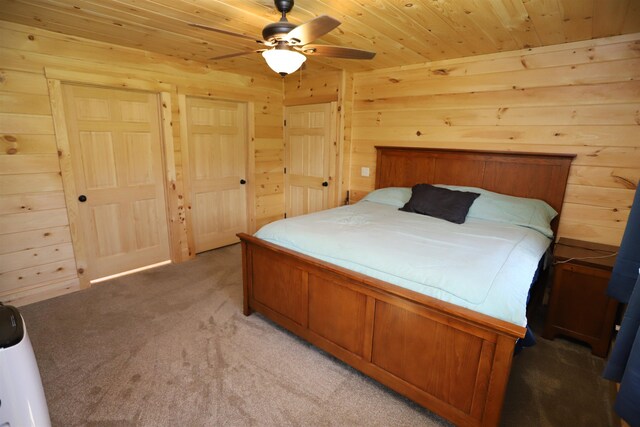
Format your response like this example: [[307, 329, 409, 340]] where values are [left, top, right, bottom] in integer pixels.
[[61, 84, 170, 281], [284, 103, 334, 217], [184, 97, 248, 253]]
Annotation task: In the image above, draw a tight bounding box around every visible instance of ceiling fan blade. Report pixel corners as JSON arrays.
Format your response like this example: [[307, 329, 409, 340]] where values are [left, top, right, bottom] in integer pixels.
[[284, 15, 340, 45], [301, 44, 376, 60], [210, 50, 261, 60], [189, 23, 264, 44]]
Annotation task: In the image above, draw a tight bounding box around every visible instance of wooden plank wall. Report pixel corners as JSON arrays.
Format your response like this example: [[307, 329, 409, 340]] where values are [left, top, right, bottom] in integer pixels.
[[1, 18, 637, 305], [351, 34, 640, 246], [0, 20, 283, 305]]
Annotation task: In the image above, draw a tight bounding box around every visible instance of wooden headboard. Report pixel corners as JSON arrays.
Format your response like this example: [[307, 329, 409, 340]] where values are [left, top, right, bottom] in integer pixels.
[[375, 146, 575, 233]]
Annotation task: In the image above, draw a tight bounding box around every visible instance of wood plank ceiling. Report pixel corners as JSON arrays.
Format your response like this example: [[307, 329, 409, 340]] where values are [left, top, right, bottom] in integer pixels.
[[1, 0, 640, 75]]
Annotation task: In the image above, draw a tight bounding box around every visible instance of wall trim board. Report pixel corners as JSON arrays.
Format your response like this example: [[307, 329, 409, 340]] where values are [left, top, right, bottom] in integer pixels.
[[246, 102, 257, 234], [44, 67, 173, 92], [176, 94, 197, 257], [283, 94, 339, 106], [335, 71, 347, 206], [329, 101, 340, 208], [46, 78, 86, 289], [159, 91, 186, 263], [341, 70, 355, 206]]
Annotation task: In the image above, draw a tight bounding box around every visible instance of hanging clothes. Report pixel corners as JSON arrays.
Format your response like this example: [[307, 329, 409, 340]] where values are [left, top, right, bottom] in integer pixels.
[[604, 273, 640, 426], [607, 183, 640, 303], [603, 183, 640, 427]]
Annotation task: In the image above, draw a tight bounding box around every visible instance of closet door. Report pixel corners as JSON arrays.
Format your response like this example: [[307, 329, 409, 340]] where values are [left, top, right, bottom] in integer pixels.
[[284, 103, 334, 218], [184, 97, 248, 253], [61, 84, 170, 281]]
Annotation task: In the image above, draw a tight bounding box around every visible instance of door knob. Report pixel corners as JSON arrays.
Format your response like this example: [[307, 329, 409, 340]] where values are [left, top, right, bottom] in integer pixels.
[[240, 179, 246, 185], [322, 181, 328, 187], [78, 195, 87, 202]]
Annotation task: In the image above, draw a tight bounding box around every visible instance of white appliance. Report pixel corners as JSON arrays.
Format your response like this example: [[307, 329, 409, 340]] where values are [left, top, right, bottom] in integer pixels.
[[0, 303, 51, 427]]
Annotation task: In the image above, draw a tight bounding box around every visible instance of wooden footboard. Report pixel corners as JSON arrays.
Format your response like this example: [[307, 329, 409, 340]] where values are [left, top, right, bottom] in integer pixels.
[[239, 233, 526, 427]]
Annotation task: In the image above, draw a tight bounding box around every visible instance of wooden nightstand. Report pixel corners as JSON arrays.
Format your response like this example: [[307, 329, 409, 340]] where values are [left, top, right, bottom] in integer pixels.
[[542, 238, 619, 357]]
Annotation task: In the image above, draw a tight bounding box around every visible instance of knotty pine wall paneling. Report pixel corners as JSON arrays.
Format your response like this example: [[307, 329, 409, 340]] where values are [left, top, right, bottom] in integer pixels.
[[350, 34, 640, 246], [0, 20, 284, 305], [0, 64, 79, 304]]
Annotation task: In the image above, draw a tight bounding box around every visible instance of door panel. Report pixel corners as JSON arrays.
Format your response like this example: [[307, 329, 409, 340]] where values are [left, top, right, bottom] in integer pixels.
[[132, 199, 161, 248], [289, 186, 305, 218], [92, 204, 123, 257], [308, 188, 324, 213], [62, 84, 170, 280], [185, 97, 248, 253], [284, 103, 334, 218], [79, 132, 117, 188], [124, 133, 154, 185]]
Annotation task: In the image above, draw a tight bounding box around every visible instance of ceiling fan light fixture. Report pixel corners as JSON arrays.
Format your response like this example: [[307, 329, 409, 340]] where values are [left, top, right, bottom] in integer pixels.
[[262, 47, 306, 76]]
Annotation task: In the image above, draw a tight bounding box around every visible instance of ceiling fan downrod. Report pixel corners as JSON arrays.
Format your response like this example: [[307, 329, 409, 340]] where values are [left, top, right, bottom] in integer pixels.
[[262, 0, 296, 41]]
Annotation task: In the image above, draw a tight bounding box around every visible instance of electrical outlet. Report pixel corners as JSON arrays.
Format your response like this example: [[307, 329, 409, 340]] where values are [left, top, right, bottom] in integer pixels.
[[361, 167, 370, 177]]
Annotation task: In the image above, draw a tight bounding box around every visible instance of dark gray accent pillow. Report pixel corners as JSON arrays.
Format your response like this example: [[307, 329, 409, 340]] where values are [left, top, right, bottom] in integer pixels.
[[399, 184, 480, 224]]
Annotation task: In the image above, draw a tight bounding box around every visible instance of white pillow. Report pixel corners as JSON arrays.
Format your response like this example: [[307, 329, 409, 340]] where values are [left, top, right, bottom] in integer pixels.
[[360, 187, 411, 208], [436, 185, 557, 238]]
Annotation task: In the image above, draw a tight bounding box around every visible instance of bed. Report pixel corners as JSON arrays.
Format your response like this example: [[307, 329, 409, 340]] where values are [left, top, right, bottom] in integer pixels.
[[238, 146, 574, 426]]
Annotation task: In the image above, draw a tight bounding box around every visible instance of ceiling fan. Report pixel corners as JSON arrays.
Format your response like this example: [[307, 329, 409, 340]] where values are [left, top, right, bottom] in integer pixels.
[[190, 0, 376, 76]]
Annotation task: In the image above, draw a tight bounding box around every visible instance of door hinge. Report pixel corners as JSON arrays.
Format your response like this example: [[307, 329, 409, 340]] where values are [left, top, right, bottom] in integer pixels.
[[284, 167, 287, 174], [284, 119, 287, 126], [284, 212, 287, 218]]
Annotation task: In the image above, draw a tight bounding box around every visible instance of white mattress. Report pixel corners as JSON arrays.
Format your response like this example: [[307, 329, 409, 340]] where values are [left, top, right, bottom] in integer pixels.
[[255, 201, 552, 326]]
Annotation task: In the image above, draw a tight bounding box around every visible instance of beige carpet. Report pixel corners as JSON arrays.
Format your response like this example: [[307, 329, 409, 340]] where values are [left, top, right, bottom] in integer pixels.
[[21, 244, 613, 426]]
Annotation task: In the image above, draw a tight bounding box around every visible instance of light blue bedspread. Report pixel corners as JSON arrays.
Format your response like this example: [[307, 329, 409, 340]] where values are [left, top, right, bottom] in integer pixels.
[[255, 201, 551, 326]]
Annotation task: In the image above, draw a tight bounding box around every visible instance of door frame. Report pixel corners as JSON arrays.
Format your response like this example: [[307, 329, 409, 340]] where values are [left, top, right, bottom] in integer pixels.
[[178, 93, 255, 257], [283, 101, 340, 215], [47, 70, 177, 288]]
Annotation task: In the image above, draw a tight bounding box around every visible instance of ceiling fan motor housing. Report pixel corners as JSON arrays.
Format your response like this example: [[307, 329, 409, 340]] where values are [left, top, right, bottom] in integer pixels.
[[262, 20, 296, 41], [263, 0, 296, 41]]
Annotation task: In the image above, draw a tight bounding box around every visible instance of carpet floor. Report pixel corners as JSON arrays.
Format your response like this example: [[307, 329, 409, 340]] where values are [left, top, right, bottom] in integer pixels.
[[21, 244, 614, 426]]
